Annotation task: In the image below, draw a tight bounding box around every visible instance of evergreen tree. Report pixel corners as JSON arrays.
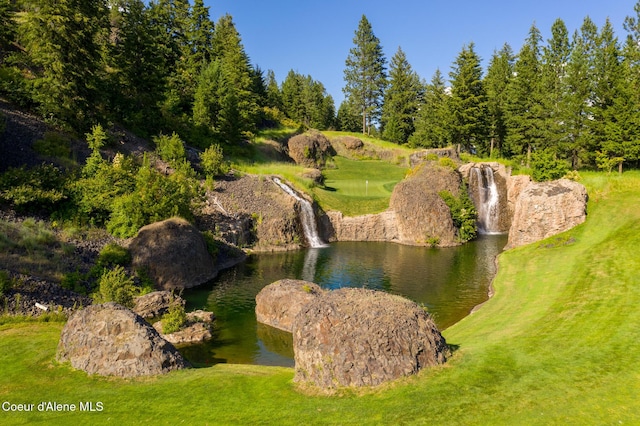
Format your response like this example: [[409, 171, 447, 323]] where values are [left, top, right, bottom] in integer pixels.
[[337, 100, 361, 132], [210, 13, 259, 142], [560, 22, 597, 169], [343, 14, 387, 135], [540, 18, 571, 151], [484, 43, 514, 157], [381, 47, 423, 144], [0, 0, 16, 52], [504, 24, 544, 165], [108, 0, 167, 132], [409, 69, 449, 148], [448, 43, 488, 154], [265, 69, 283, 111], [18, 0, 109, 128]]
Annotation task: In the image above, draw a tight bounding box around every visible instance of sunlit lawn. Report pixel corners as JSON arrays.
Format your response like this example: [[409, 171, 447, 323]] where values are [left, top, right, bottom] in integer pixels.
[[2, 172, 640, 425]]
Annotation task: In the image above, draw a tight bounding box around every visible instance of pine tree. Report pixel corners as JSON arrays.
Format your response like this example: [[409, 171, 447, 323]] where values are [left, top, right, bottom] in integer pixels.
[[504, 24, 544, 165], [484, 43, 514, 157], [337, 100, 361, 132], [108, 0, 167, 132], [381, 47, 423, 144], [265, 69, 282, 111], [343, 14, 387, 135], [540, 18, 571, 151], [210, 13, 259, 142], [448, 43, 488, 154], [18, 0, 110, 128], [409, 69, 449, 148], [560, 21, 597, 169]]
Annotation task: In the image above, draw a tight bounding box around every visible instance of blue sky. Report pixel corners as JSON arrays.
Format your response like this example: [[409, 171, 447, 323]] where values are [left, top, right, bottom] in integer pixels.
[[206, 1, 637, 106]]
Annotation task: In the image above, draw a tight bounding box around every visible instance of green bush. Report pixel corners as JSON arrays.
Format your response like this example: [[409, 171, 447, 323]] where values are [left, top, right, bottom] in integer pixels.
[[154, 132, 186, 163], [531, 150, 569, 182], [200, 144, 229, 177], [98, 243, 131, 267], [0, 164, 68, 213], [438, 157, 458, 170], [33, 132, 71, 159], [439, 188, 477, 242], [0, 270, 13, 295], [425, 153, 439, 162], [162, 303, 187, 334], [93, 265, 137, 308]]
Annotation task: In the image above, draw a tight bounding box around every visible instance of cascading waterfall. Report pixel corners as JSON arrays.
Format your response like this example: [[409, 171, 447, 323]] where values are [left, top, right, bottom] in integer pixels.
[[472, 166, 501, 234], [273, 177, 328, 248]]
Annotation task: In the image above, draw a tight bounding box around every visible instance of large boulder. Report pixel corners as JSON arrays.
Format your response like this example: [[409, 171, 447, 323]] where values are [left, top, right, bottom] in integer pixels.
[[57, 303, 189, 377], [128, 217, 217, 290], [255, 279, 324, 332], [293, 288, 449, 388], [389, 162, 461, 246], [133, 291, 185, 319], [287, 131, 335, 168], [506, 178, 588, 249]]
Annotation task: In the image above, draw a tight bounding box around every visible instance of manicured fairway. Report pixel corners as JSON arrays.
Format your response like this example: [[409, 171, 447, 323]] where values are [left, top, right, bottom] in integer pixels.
[[312, 156, 407, 215], [1, 172, 639, 425]]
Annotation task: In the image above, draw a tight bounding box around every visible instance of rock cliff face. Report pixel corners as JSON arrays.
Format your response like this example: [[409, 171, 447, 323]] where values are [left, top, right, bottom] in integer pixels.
[[255, 279, 324, 332], [292, 288, 449, 388], [57, 303, 189, 377], [128, 217, 217, 290], [506, 178, 588, 249], [199, 174, 303, 252], [323, 210, 398, 242]]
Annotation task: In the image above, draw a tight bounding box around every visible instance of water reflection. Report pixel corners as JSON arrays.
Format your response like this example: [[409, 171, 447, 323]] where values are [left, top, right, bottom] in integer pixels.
[[182, 235, 507, 367]]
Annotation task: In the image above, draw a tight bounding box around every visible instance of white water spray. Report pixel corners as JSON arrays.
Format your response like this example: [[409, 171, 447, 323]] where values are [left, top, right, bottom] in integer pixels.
[[273, 177, 328, 248], [472, 166, 501, 234]]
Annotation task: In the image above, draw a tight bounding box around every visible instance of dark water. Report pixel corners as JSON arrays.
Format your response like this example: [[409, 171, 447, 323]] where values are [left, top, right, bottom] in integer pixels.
[[181, 235, 507, 367]]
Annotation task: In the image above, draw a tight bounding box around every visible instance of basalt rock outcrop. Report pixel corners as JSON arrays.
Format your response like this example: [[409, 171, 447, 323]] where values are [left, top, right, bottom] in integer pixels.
[[255, 279, 324, 332], [506, 178, 588, 249], [389, 162, 461, 246], [287, 131, 335, 168], [133, 291, 185, 319], [293, 288, 449, 388], [128, 217, 217, 290], [57, 303, 189, 377], [153, 310, 216, 345]]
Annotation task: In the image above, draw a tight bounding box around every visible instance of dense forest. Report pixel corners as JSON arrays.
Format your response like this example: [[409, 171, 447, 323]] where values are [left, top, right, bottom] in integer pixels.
[[1, 0, 640, 173]]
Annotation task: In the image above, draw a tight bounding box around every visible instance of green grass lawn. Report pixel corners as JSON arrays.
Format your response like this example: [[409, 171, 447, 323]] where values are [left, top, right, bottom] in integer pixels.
[[1, 171, 640, 425], [311, 156, 408, 216]]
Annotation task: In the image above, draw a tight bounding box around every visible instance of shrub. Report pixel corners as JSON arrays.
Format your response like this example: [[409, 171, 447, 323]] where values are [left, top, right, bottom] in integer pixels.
[[162, 303, 187, 334], [98, 243, 131, 267], [154, 132, 186, 163], [0, 164, 68, 213], [33, 132, 71, 158], [93, 265, 137, 308], [425, 153, 439, 162], [531, 149, 569, 182], [201, 230, 219, 260], [200, 144, 229, 177], [0, 270, 13, 295], [438, 157, 458, 170], [439, 189, 477, 243]]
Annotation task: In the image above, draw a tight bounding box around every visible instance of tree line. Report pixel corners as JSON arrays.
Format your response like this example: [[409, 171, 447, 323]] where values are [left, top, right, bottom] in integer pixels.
[[1, 1, 640, 171], [342, 9, 640, 172], [0, 0, 335, 148]]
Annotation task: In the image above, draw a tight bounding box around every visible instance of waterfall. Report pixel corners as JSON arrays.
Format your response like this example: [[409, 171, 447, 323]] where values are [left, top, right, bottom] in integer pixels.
[[472, 166, 501, 234], [273, 177, 328, 248]]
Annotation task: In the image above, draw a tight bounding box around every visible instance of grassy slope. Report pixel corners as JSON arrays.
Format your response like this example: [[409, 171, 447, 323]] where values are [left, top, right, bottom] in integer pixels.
[[1, 172, 639, 425]]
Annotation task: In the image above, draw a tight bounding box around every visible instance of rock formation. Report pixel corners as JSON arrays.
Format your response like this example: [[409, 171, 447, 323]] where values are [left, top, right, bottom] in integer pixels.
[[57, 303, 189, 377], [133, 291, 185, 319], [128, 217, 217, 290], [323, 211, 398, 242], [506, 178, 588, 249], [199, 174, 303, 251], [153, 310, 215, 345], [287, 131, 335, 168], [389, 162, 461, 246], [293, 288, 449, 388], [255, 279, 324, 332]]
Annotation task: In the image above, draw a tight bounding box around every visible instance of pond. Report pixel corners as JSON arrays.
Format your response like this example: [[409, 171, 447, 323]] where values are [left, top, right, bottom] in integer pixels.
[[181, 234, 507, 367]]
